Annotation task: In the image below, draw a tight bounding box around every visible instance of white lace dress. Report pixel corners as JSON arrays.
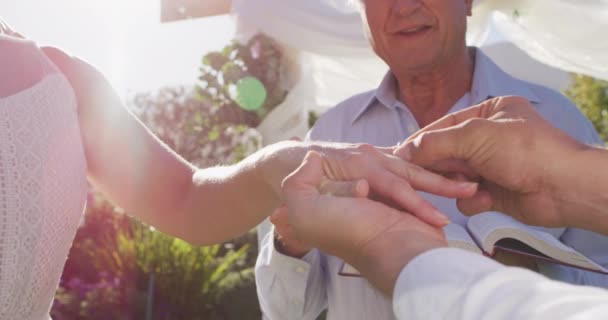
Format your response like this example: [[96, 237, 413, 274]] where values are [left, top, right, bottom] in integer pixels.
[[0, 69, 89, 319]]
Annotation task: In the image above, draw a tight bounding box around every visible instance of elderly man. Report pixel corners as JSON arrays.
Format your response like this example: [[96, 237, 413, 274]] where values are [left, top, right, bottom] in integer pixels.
[[255, 1, 608, 319]]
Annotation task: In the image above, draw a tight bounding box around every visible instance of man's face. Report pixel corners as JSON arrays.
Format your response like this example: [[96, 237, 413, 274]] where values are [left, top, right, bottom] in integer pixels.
[[360, 0, 473, 74]]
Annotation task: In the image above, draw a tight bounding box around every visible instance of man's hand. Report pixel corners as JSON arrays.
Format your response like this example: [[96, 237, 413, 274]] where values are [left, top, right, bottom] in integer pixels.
[[309, 143, 477, 226], [271, 178, 369, 257], [394, 96, 591, 229], [282, 151, 447, 295]]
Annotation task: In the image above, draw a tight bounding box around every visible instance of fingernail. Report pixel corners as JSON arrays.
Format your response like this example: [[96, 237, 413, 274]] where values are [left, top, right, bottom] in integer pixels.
[[460, 182, 478, 191], [434, 210, 451, 226]]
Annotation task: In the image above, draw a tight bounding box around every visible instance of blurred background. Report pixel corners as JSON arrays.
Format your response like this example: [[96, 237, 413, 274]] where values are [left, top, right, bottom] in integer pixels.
[[2, 0, 607, 319]]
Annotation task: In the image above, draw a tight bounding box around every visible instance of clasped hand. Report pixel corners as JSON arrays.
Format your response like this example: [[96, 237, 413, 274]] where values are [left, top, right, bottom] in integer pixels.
[[272, 143, 477, 259]]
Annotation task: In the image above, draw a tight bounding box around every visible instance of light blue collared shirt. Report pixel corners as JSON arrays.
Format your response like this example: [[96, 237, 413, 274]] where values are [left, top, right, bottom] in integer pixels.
[[255, 50, 607, 320]]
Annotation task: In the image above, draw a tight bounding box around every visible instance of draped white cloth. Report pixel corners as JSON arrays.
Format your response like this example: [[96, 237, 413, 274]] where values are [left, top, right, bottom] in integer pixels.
[[230, 0, 608, 141], [232, 0, 387, 144], [469, 0, 608, 82]]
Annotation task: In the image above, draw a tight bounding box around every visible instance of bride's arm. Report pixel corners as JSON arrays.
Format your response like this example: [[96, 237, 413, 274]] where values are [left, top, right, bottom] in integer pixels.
[[43, 46, 297, 244], [41, 47, 474, 245]]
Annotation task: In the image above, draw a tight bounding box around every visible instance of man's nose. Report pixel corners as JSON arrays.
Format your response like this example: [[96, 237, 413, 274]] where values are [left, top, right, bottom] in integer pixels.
[[393, 0, 422, 17]]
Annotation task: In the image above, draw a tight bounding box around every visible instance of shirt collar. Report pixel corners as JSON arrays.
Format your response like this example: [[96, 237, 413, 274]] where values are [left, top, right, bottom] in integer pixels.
[[351, 71, 401, 124], [470, 49, 541, 105], [351, 48, 542, 124]]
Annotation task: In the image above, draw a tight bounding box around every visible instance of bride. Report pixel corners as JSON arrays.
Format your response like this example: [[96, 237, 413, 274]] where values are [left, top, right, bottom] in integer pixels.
[[0, 20, 474, 319]]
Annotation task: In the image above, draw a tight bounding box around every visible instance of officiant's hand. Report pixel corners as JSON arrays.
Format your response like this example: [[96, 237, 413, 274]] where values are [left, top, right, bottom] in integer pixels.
[[282, 151, 447, 296], [271, 178, 370, 257], [394, 96, 593, 230], [271, 146, 471, 258], [309, 140, 537, 272]]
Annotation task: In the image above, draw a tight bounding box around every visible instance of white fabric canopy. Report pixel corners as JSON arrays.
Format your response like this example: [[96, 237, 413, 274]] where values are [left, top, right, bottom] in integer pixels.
[[469, 0, 608, 82], [231, 0, 608, 144], [233, 0, 370, 58]]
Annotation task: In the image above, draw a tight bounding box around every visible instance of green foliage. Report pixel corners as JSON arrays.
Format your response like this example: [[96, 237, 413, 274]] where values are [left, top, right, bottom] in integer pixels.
[[197, 33, 288, 124], [132, 34, 288, 168], [52, 197, 136, 320], [59, 194, 135, 283], [125, 218, 257, 320], [308, 110, 320, 129], [131, 87, 262, 168], [53, 273, 133, 320], [53, 202, 259, 320], [565, 74, 608, 143]]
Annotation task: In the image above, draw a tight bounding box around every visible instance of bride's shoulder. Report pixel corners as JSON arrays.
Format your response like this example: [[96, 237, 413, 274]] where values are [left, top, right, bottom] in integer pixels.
[[0, 35, 51, 98]]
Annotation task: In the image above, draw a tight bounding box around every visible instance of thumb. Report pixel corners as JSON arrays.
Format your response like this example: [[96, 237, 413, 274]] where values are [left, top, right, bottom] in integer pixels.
[[281, 151, 325, 202], [456, 190, 494, 216], [395, 120, 483, 168]]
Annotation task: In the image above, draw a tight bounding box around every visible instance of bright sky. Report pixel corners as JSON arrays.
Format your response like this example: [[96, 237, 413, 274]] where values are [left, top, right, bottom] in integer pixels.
[[1, 0, 235, 96]]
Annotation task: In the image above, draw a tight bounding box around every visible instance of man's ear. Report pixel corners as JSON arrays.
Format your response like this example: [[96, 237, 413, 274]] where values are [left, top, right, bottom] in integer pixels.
[[465, 0, 474, 17]]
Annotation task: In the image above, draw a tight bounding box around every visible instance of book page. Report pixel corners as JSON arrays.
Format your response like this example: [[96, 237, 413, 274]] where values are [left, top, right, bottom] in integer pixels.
[[444, 223, 482, 254], [467, 212, 564, 244], [467, 212, 607, 273]]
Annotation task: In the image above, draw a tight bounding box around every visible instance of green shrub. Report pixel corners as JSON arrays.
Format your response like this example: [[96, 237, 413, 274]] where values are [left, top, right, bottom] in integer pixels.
[[565, 74, 608, 143], [126, 220, 256, 320], [53, 203, 260, 320]]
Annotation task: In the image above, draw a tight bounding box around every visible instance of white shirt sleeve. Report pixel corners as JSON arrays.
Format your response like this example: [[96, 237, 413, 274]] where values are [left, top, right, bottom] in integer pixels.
[[255, 228, 328, 320], [393, 248, 608, 320]]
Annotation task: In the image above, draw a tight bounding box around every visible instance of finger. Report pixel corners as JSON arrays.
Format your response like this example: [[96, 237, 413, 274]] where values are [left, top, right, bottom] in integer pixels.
[[394, 122, 481, 167], [429, 159, 479, 180], [319, 179, 369, 198], [376, 146, 394, 155], [282, 151, 325, 201], [456, 190, 494, 215], [445, 172, 472, 182], [399, 104, 485, 147], [366, 169, 450, 227], [406, 165, 477, 199], [377, 154, 478, 199]]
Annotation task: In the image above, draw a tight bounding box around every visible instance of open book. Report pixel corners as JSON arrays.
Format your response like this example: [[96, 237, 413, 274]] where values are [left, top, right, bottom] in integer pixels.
[[340, 212, 608, 277]]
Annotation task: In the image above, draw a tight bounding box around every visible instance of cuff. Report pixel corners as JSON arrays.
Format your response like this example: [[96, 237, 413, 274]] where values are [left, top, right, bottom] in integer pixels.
[[257, 227, 320, 313], [259, 227, 319, 273]]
